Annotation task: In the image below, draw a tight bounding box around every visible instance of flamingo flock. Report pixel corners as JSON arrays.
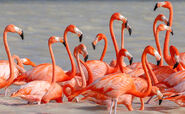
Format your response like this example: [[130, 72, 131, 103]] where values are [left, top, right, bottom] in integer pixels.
[[0, 1, 184, 113]]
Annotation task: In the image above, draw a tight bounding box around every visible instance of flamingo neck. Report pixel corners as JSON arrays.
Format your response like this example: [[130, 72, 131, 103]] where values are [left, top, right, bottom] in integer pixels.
[[64, 30, 76, 79], [145, 60, 158, 85], [80, 60, 93, 85], [110, 18, 119, 58], [12, 55, 24, 68], [164, 7, 173, 66], [75, 53, 86, 88], [100, 37, 108, 61], [121, 26, 125, 63], [3, 31, 14, 87], [155, 30, 163, 66], [130, 52, 152, 97], [48, 43, 56, 85]]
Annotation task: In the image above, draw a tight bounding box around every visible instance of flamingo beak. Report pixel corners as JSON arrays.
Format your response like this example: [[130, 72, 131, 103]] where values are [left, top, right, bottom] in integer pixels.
[[20, 31, 24, 40], [159, 99, 163, 105], [167, 21, 170, 26], [173, 62, 179, 69], [129, 57, 133, 65], [154, 3, 158, 11], [128, 28, 132, 36], [171, 30, 174, 36], [84, 55, 88, 62], [63, 41, 66, 47], [157, 59, 161, 66], [92, 42, 96, 50], [79, 34, 83, 42], [125, 20, 128, 28]]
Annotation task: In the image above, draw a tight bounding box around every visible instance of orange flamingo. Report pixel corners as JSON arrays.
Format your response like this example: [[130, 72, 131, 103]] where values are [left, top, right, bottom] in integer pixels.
[[61, 44, 93, 101], [15, 25, 83, 83], [78, 13, 130, 82], [11, 36, 63, 104], [0, 24, 24, 95], [20, 58, 36, 67], [69, 46, 161, 113], [154, 1, 185, 68]]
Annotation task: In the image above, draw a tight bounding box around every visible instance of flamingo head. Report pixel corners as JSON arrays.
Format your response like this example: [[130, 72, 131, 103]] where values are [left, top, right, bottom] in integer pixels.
[[170, 45, 180, 69], [156, 14, 169, 26], [66, 25, 83, 42], [21, 58, 36, 67], [5, 24, 24, 40], [111, 12, 128, 27], [157, 24, 173, 35], [74, 44, 88, 62], [48, 36, 65, 46], [123, 23, 132, 36], [119, 49, 133, 65], [154, 1, 172, 11], [144, 46, 161, 66], [92, 33, 106, 50], [152, 86, 163, 105]]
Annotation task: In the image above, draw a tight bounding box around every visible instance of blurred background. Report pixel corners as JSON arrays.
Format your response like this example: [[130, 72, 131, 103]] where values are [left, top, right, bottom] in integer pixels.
[[0, 0, 185, 70]]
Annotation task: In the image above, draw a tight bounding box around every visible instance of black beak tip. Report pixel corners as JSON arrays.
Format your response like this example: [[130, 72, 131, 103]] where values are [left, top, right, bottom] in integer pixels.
[[154, 3, 158, 11], [84, 55, 88, 62], [167, 21, 170, 26], [173, 62, 179, 69], [157, 59, 161, 66], [79, 34, 83, 42], [159, 99, 163, 105], [128, 28, 132, 36], [129, 57, 133, 65], [20, 31, 24, 40], [171, 30, 174, 36], [125, 20, 128, 28], [63, 41, 66, 47], [92, 43, 96, 50]]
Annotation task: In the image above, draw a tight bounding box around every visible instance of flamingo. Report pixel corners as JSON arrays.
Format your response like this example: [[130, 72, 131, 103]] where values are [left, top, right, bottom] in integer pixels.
[[11, 36, 63, 104], [68, 46, 162, 113], [61, 44, 93, 101], [0, 24, 24, 95], [154, 1, 185, 68], [15, 25, 83, 83], [77, 13, 130, 81], [20, 58, 36, 67]]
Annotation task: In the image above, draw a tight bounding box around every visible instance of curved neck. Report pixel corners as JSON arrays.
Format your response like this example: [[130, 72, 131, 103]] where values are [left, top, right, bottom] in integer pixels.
[[75, 53, 86, 88], [164, 7, 173, 66], [100, 37, 108, 61], [110, 18, 119, 58], [130, 52, 152, 97], [64, 30, 76, 79], [48, 43, 56, 85], [145, 60, 158, 85], [80, 60, 93, 85], [155, 30, 163, 66], [121, 26, 125, 49], [12, 55, 24, 68], [3, 31, 14, 87]]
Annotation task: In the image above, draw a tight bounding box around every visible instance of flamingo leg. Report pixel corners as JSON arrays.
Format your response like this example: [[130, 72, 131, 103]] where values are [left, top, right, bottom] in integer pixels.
[[4, 87, 8, 96], [109, 99, 114, 114], [146, 96, 153, 104], [139, 98, 144, 110], [114, 99, 118, 114]]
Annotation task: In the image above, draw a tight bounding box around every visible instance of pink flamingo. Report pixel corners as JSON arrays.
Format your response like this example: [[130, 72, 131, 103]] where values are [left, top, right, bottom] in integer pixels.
[[69, 46, 161, 113], [0, 24, 24, 95], [11, 36, 63, 104], [15, 25, 83, 83]]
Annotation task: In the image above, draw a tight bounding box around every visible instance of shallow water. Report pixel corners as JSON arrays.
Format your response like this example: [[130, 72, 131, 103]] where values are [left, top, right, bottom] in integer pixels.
[[0, 0, 185, 113]]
